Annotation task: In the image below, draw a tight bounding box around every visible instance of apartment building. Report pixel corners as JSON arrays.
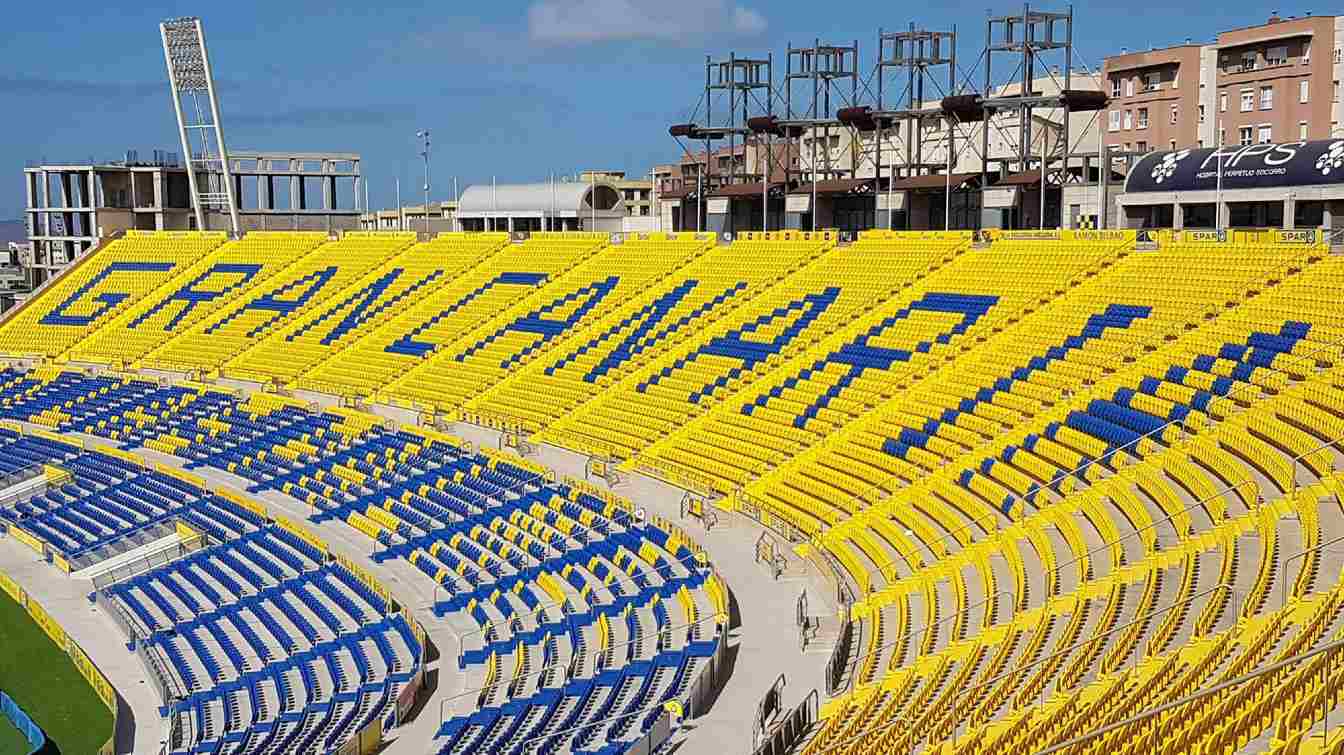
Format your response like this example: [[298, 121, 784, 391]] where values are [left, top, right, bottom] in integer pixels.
[[1104, 13, 1344, 153], [580, 171, 656, 219]]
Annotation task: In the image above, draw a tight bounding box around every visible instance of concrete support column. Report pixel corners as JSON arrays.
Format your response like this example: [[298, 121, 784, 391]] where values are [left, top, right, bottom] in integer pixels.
[[1324, 201, 1336, 231], [1217, 202, 1230, 230], [1173, 203, 1184, 230], [291, 160, 302, 211], [325, 176, 336, 212], [1284, 195, 1296, 229]]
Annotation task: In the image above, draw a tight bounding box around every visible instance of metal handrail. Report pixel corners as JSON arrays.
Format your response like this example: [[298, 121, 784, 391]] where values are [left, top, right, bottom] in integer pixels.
[[1051, 479, 1258, 586], [839, 589, 1015, 695], [599, 613, 723, 670], [1282, 533, 1344, 609], [814, 300, 1344, 558], [752, 673, 788, 748], [805, 321, 1344, 623], [865, 509, 1001, 585], [456, 551, 702, 662], [513, 695, 678, 749], [437, 652, 575, 724], [1032, 635, 1344, 754], [803, 583, 1237, 755], [427, 467, 608, 609], [1292, 435, 1344, 495], [945, 582, 1239, 746]]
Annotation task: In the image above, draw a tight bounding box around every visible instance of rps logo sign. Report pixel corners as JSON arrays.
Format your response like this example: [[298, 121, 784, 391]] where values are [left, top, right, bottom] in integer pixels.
[[1125, 140, 1344, 193]]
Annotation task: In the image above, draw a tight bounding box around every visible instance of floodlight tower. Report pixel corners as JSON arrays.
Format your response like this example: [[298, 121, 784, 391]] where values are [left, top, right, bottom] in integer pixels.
[[160, 16, 241, 235], [417, 129, 431, 234]]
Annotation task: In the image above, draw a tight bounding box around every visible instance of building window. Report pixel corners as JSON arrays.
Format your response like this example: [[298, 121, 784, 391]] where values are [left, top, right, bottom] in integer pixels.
[[1258, 125, 1272, 144], [1198, 104, 1206, 123], [1219, 128, 1226, 146], [1124, 78, 1134, 97], [1239, 126, 1253, 146], [1123, 110, 1133, 129], [1169, 140, 1177, 151], [1219, 91, 1228, 112], [1266, 45, 1287, 66], [1144, 71, 1161, 91], [1303, 40, 1311, 63], [1170, 105, 1179, 124], [1136, 140, 1148, 152], [1111, 77, 1121, 97], [1300, 80, 1310, 103], [1259, 85, 1273, 110], [1300, 121, 1309, 140], [1240, 89, 1254, 112], [1137, 108, 1149, 129], [1108, 110, 1120, 131], [1241, 51, 1257, 71]]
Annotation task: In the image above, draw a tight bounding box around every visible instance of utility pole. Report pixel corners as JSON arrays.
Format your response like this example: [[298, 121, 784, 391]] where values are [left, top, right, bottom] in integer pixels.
[[417, 129, 431, 234]]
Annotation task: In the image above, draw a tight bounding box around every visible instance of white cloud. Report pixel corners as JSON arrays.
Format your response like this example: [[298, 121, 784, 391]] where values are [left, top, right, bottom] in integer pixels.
[[527, 0, 768, 45]]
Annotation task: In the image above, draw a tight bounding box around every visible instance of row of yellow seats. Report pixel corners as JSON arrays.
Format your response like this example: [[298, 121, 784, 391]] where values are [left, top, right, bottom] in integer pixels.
[[225, 233, 511, 385], [462, 236, 828, 434], [634, 238, 1125, 495], [142, 232, 416, 372], [0, 232, 226, 358], [66, 232, 330, 365], [295, 234, 608, 397], [386, 235, 714, 410]]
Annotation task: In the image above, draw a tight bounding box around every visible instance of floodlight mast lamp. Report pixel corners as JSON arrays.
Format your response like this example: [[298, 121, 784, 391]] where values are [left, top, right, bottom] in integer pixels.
[[160, 16, 241, 235], [418, 129, 431, 234]]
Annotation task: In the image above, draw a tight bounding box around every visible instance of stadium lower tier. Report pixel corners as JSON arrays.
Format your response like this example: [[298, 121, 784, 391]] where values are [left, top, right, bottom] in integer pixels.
[[0, 373, 727, 755]]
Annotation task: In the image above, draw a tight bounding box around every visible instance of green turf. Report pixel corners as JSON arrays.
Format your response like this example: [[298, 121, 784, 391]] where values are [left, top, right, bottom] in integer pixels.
[[0, 588, 113, 755], [0, 714, 32, 754]]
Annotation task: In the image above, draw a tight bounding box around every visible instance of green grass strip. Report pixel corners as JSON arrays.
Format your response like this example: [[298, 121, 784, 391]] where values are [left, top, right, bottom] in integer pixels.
[[0, 587, 112, 754]]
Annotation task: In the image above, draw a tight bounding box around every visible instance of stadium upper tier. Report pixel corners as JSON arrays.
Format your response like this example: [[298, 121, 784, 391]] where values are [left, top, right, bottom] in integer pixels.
[[1, 226, 1342, 754]]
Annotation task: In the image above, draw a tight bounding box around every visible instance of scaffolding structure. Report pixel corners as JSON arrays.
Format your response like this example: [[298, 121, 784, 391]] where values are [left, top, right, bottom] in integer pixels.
[[160, 16, 241, 234], [668, 3, 1106, 232], [668, 53, 773, 231]]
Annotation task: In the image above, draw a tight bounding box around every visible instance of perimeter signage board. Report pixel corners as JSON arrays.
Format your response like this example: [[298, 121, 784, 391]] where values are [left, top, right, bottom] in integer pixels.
[[785, 195, 811, 213], [1275, 229, 1317, 244], [1125, 140, 1344, 193]]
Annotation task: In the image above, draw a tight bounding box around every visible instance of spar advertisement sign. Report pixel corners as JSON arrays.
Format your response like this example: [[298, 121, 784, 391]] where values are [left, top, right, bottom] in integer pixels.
[[1124, 140, 1344, 193]]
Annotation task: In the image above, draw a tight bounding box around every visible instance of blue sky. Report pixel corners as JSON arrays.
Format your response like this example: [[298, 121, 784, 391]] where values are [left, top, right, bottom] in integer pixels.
[[0, 1, 1294, 219]]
